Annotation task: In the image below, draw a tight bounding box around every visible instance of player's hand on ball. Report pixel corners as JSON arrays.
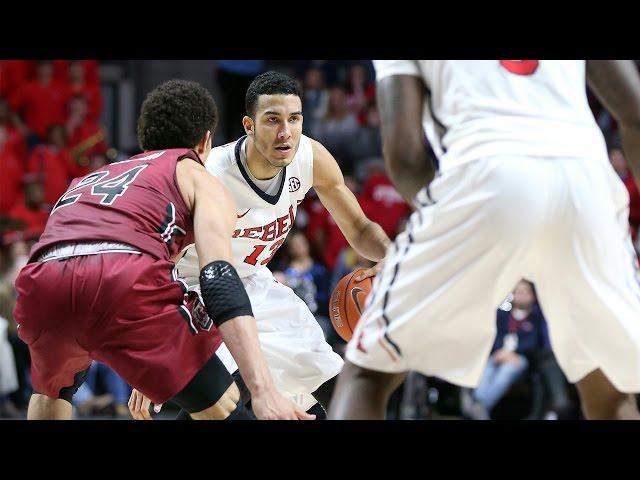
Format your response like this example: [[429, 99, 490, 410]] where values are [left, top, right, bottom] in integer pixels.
[[252, 389, 316, 420], [355, 259, 385, 282], [128, 389, 162, 420]]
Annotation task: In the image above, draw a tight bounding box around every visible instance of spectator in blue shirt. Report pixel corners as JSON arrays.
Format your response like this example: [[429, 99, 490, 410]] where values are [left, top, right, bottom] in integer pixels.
[[463, 280, 546, 419]]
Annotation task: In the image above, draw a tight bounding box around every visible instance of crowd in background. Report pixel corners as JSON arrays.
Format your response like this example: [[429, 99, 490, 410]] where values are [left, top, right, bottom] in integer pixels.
[[0, 60, 638, 419]]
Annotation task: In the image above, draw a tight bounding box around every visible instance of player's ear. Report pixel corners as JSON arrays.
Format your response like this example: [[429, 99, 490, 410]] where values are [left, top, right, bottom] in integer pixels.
[[195, 130, 211, 156], [242, 116, 254, 137]]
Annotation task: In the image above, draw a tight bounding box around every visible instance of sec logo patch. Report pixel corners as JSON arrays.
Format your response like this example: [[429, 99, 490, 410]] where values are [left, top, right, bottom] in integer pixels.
[[289, 177, 301, 192]]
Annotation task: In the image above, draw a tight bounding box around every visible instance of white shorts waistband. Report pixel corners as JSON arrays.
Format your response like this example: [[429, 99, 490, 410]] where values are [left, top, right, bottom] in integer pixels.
[[37, 242, 142, 262]]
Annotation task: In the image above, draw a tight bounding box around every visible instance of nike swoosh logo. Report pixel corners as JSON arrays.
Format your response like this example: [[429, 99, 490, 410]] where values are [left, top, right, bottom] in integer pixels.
[[237, 209, 251, 218], [351, 287, 365, 315]]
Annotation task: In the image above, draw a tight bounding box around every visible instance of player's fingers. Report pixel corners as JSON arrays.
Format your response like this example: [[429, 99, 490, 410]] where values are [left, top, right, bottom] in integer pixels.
[[153, 403, 163, 413], [295, 407, 316, 420], [134, 391, 146, 419], [355, 267, 375, 282], [141, 397, 152, 420], [356, 263, 383, 282], [129, 391, 142, 420]]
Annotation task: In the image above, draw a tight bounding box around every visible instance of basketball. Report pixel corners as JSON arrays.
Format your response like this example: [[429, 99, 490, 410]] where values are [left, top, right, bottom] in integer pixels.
[[329, 268, 373, 342]]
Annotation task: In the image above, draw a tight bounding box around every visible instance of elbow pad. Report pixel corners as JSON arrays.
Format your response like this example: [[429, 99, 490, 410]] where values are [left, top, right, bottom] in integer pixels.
[[199, 261, 253, 327]]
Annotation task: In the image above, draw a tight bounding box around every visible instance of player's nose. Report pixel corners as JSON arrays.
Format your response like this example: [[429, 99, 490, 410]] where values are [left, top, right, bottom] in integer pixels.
[[278, 125, 291, 140]]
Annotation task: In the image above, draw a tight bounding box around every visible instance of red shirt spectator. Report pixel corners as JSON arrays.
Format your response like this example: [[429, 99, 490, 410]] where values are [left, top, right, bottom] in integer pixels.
[[0, 130, 24, 214], [0, 60, 34, 100], [0, 98, 27, 160], [345, 63, 376, 126], [9, 61, 67, 140], [2, 123, 27, 161], [27, 125, 75, 206], [53, 60, 99, 86], [7, 183, 49, 241], [610, 147, 640, 241], [65, 94, 107, 176], [60, 60, 103, 122], [360, 171, 411, 238], [304, 197, 349, 270]]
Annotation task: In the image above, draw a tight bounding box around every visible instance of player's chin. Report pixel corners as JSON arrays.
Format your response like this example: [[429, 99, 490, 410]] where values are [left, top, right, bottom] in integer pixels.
[[270, 153, 293, 167]]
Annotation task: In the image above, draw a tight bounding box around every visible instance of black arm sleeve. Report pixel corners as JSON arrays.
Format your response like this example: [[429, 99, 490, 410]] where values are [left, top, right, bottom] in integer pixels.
[[199, 260, 254, 327]]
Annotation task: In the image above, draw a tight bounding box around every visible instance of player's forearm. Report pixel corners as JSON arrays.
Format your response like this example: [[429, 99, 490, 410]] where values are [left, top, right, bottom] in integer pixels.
[[620, 121, 640, 190], [377, 74, 436, 203], [218, 315, 276, 396], [349, 220, 390, 262]]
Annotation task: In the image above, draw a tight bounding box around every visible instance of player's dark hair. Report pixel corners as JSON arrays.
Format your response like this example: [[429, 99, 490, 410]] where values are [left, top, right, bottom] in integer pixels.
[[245, 71, 301, 118], [137, 79, 218, 151]]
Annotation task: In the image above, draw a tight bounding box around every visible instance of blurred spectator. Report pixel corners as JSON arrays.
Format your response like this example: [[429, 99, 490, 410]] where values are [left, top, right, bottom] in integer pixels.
[[216, 60, 266, 141], [360, 165, 411, 239], [87, 152, 108, 172], [73, 382, 114, 418], [609, 144, 640, 242], [350, 105, 384, 169], [27, 124, 75, 207], [1, 241, 29, 287], [303, 176, 361, 270], [66, 94, 108, 176], [0, 126, 24, 215], [280, 230, 331, 320], [312, 86, 361, 172], [0, 283, 20, 418], [53, 60, 100, 87], [344, 63, 376, 126], [294, 61, 345, 88], [0, 60, 33, 100], [0, 242, 32, 410], [302, 68, 328, 137], [0, 98, 27, 161], [7, 180, 50, 242], [530, 335, 573, 420], [9, 61, 66, 146], [61, 61, 103, 122], [73, 362, 131, 418], [462, 280, 547, 419]]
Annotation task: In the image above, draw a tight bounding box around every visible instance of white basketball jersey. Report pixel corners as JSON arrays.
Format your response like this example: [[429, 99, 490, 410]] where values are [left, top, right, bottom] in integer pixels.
[[373, 60, 607, 172], [179, 134, 314, 279]]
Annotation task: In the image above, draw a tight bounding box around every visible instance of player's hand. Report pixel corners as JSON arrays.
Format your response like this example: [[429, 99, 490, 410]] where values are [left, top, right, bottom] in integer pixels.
[[355, 259, 385, 282], [251, 389, 316, 420], [128, 389, 162, 420]]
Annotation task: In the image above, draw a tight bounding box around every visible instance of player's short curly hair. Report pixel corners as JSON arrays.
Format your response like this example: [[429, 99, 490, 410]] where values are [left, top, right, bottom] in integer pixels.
[[245, 71, 301, 118], [137, 79, 218, 151]]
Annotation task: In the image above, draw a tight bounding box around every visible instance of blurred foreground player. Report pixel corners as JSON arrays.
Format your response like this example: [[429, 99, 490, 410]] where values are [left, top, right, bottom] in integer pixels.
[[13, 80, 313, 420], [330, 60, 640, 420]]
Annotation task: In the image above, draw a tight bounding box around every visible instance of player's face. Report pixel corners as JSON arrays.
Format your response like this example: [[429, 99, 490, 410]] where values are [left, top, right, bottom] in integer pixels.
[[251, 94, 303, 168]]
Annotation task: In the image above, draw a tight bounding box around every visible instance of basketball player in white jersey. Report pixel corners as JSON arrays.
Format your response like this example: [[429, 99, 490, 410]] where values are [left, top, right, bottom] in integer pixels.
[[129, 71, 390, 419], [330, 60, 640, 420]]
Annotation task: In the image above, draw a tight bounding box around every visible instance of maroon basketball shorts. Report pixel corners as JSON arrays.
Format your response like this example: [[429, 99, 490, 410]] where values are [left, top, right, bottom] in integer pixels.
[[14, 252, 223, 405]]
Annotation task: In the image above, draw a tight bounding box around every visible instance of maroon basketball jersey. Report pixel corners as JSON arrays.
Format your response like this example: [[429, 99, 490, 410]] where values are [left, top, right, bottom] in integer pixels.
[[30, 149, 201, 262]]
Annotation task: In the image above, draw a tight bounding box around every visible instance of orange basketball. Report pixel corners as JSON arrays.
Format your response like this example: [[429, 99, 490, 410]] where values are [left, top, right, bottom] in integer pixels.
[[329, 268, 373, 342]]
